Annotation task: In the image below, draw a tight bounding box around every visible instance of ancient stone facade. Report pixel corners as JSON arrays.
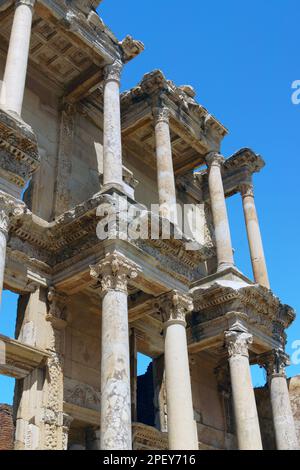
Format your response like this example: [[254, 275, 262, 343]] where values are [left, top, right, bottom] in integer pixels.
[[0, 0, 298, 450]]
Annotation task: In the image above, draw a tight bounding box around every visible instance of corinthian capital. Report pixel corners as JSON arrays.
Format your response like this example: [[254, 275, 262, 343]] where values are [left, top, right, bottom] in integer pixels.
[[155, 291, 193, 327], [90, 251, 141, 295], [153, 106, 170, 125], [225, 330, 253, 358], [239, 182, 254, 198], [205, 152, 225, 168], [103, 61, 123, 84], [0, 191, 25, 236], [259, 348, 290, 379]]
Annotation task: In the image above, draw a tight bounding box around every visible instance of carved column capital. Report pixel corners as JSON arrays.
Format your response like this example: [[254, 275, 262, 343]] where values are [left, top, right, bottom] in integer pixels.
[[153, 106, 170, 125], [155, 291, 193, 327], [15, 0, 35, 8], [0, 191, 25, 236], [239, 182, 254, 198], [103, 61, 123, 84], [90, 251, 141, 295], [259, 348, 290, 379], [205, 151, 225, 168], [225, 330, 253, 358], [47, 287, 68, 330]]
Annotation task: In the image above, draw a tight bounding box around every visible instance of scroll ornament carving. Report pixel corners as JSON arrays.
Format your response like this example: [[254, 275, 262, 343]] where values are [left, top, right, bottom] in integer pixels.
[[90, 251, 141, 295], [103, 61, 123, 83], [153, 107, 170, 125], [43, 352, 64, 450], [155, 291, 193, 326], [225, 330, 253, 358], [0, 192, 25, 236], [239, 182, 254, 198], [262, 348, 290, 378], [205, 151, 225, 168]]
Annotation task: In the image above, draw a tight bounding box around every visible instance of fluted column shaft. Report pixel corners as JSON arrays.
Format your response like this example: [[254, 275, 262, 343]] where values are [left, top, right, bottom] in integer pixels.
[[103, 61, 123, 188], [157, 291, 197, 450], [90, 252, 141, 450], [206, 152, 234, 271], [0, 0, 35, 115], [153, 107, 178, 224], [225, 330, 262, 450], [240, 183, 270, 288], [262, 349, 299, 450]]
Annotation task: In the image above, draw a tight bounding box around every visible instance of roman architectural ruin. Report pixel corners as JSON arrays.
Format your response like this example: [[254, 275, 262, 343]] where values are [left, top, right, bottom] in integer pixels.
[[0, 0, 298, 450]]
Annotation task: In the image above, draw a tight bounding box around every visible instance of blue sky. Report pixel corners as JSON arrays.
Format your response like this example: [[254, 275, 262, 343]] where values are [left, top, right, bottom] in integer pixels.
[[1, 0, 299, 402]]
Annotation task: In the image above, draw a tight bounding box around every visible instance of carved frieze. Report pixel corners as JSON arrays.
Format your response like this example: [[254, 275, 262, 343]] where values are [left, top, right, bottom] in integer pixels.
[[0, 109, 39, 189]]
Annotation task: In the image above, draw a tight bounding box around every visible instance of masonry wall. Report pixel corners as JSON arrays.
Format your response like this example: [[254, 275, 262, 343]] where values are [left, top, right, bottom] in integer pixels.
[[0, 404, 14, 450]]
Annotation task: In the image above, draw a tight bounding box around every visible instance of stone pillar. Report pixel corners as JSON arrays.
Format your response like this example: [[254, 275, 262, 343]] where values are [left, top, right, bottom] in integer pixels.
[[102, 61, 123, 188], [156, 291, 197, 450], [206, 152, 234, 271], [62, 414, 74, 450], [153, 107, 178, 224], [240, 183, 270, 288], [0, 0, 35, 116], [225, 330, 262, 450], [262, 349, 299, 450], [0, 192, 24, 305], [90, 251, 141, 450]]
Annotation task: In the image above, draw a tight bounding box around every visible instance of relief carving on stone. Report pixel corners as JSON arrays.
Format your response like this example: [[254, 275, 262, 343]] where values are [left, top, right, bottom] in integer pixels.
[[90, 251, 141, 295], [154, 290, 193, 326], [224, 330, 253, 358]]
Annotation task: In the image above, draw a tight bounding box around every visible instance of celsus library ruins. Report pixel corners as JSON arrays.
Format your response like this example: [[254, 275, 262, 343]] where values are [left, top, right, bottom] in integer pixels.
[[0, 0, 299, 452]]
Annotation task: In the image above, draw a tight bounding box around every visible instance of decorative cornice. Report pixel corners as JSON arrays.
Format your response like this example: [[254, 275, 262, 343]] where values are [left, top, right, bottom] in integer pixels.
[[205, 152, 225, 168], [103, 61, 123, 83], [154, 290, 193, 327], [223, 148, 265, 174], [0, 191, 25, 236], [119, 35, 144, 63], [152, 106, 170, 125], [90, 251, 141, 295], [225, 330, 253, 358]]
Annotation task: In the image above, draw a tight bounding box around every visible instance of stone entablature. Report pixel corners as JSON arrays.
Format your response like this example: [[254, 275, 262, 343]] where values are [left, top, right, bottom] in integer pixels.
[[118, 70, 227, 176], [6, 191, 215, 294], [0, 108, 39, 194], [189, 269, 295, 353]]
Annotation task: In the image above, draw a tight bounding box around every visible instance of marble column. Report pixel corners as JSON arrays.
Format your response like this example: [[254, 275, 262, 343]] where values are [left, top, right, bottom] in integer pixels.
[[206, 152, 234, 271], [0, 192, 24, 306], [262, 349, 299, 450], [225, 330, 262, 450], [156, 291, 198, 450], [240, 182, 270, 288], [0, 0, 35, 116], [153, 107, 178, 224], [90, 251, 141, 450], [102, 61, 123, 188]]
